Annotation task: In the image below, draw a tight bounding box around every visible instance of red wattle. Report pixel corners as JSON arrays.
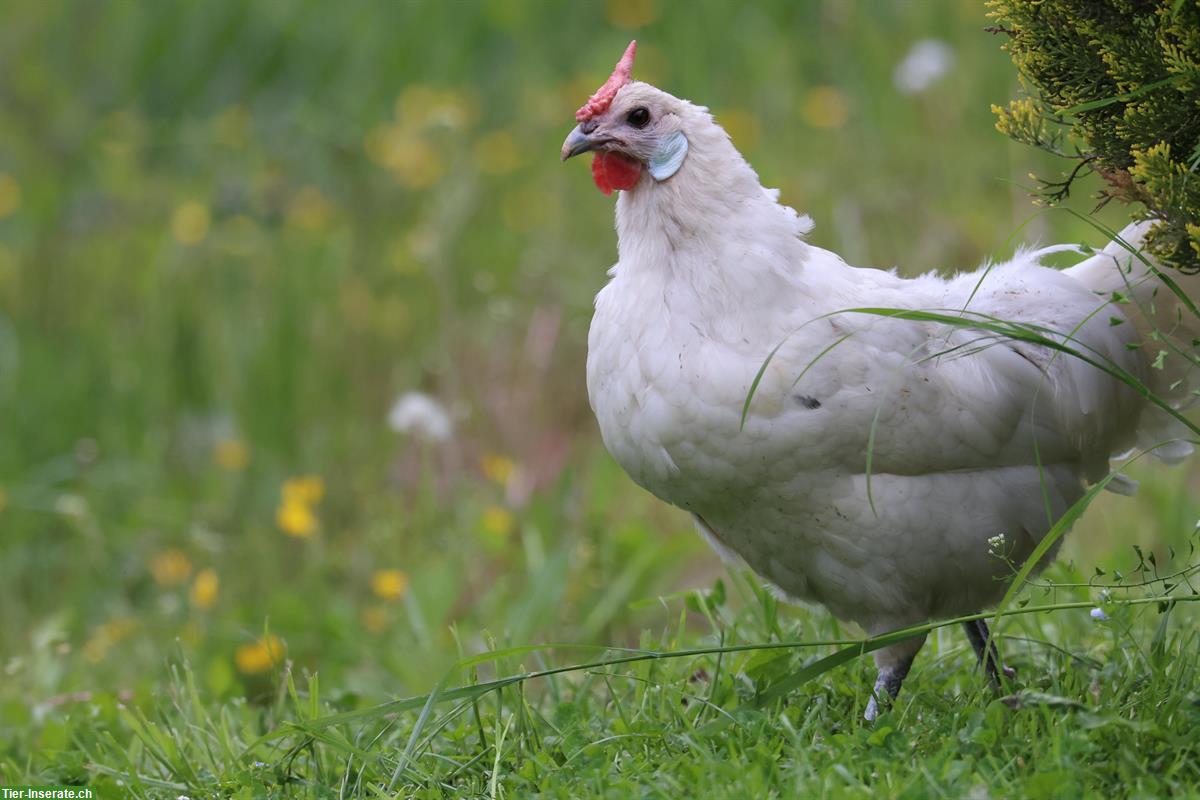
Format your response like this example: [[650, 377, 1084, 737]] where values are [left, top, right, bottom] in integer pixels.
[[591, 152, 642, 196]]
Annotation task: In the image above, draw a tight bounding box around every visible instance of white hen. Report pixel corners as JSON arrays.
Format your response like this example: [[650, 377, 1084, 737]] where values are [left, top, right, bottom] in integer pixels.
[[562, 42, 1199, 717]]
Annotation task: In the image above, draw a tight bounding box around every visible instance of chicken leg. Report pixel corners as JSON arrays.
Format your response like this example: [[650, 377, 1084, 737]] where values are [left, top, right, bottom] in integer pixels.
[[863, 634, 925, 721], [963, 618, 1016, 688]]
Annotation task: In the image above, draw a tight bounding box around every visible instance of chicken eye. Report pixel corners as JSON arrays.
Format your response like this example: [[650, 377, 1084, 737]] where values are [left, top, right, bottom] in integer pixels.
[[627, 107, 650, 128]]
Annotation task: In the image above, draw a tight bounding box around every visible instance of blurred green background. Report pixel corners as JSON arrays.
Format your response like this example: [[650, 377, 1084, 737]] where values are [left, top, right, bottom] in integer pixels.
[[1, 0, 1193, 724]]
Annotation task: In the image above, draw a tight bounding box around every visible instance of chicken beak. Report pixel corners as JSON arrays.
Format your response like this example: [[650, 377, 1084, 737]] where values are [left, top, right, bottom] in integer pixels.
[[561, 125, 597, 161]]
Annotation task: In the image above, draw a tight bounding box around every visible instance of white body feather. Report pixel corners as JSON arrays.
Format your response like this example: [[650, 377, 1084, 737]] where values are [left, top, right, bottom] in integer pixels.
[[586, 86, 1197, 635]]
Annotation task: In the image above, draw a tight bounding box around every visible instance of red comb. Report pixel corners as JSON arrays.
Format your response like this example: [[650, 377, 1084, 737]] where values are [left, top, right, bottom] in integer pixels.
[[575, 40, 637, 122]]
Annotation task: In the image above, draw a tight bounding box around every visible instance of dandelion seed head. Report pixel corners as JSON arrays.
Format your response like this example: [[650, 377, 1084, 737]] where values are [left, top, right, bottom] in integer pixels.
[[893, 39, 954, 95], [387, 392, 453, 441]]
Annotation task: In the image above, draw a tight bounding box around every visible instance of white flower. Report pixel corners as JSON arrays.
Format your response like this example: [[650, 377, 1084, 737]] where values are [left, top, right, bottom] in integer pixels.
[[986, 532, 1006, 555], [54, 494, 88, 517], [387, 392, 452, 441], [893, 39, 954, 95]]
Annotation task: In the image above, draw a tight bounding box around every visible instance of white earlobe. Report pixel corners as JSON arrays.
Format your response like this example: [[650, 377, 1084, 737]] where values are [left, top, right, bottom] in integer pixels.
[[649, 131, 688, 181]]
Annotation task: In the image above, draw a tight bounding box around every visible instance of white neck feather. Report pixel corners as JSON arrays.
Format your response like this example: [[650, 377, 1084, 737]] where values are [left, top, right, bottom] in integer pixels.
[[611, 103, 816, 322]]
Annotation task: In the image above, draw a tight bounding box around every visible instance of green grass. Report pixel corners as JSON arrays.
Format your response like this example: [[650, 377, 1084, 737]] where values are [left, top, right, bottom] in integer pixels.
[[19, 552, 1200, 798], [2, 1, 1199, 797]]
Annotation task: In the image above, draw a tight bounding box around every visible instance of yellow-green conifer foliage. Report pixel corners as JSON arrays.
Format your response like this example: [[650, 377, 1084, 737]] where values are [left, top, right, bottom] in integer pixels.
[[990, 0, 1200, 272]]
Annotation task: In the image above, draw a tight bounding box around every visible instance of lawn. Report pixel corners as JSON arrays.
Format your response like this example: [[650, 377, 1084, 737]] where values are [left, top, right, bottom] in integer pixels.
[[1, 1, 1198, 797]]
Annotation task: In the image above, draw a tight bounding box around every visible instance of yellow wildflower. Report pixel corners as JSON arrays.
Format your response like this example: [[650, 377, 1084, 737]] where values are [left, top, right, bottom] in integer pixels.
[[338, 277, 374, 326], [370, 569, 410, 602], [374, 296, 411, 340], [83, 640, 105, 663], [606, 0, 659, 28], [389, 138, 442, 188], [283, 475, 324, 506], [285, 186, 333, 231], [0, 173, 21, 218], [361, 606, 387, 634], [801, 87, 848, 130], [276, 500, 317, 538], [0, 244, 15, 288], [83, 618, 138, 663], [235, 634, 285, 675], [501, 187, 551, 233], [395, 86, 472, 130], [481, 505, 515, 540], [213, 439, 250, 470], [150, 549, 192, 586], [171, 202, 210, 245], [180, 621, 203, 645], [214, 105, 250, 149], [395, 84, 437, 124], [480, 454, 515, 485], [474, 131, 522, 176], [716, 109, 761, 152], [363, 124, 394, 165], [363, 125, 444, 188], [277, 475, 323, 538], [386, 237, 421, 275], [190, 568, 219, 609]]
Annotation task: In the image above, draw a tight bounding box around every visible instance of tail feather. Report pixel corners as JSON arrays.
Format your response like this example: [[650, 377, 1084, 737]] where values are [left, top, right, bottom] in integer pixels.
[[1064, 222, 1200, 462]]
